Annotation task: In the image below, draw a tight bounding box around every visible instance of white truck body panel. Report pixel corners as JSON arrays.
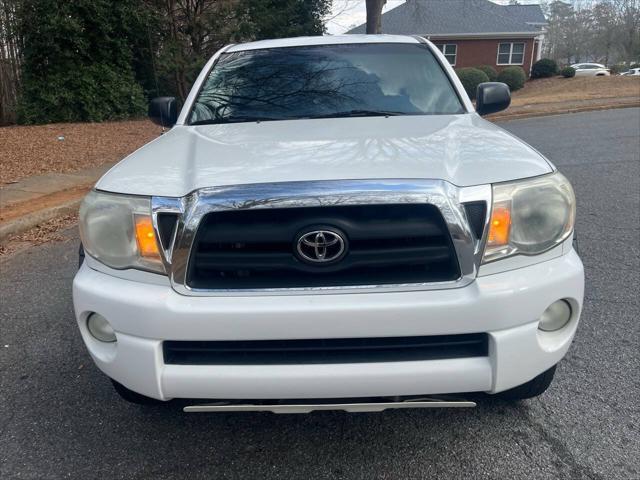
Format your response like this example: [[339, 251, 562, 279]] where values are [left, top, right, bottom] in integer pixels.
[[97, 114, 552, 197], [74, 35, 584, 406]]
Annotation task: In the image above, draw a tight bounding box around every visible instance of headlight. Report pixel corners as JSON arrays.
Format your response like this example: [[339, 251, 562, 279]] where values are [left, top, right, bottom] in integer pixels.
[[482, 172, 576, 263], [79, 190, 165, 274]]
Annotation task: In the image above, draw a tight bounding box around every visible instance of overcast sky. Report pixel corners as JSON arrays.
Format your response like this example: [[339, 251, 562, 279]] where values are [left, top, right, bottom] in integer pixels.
[[326, 0, 542, 35]]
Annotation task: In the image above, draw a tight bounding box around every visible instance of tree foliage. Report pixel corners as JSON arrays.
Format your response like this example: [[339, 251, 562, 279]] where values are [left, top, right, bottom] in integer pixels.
[[542, 0, 640, 65], [142, 0, 239, 102], [9, 0, 331, 124], [17, 0, 148, 124], [236, 0, 329, 40]]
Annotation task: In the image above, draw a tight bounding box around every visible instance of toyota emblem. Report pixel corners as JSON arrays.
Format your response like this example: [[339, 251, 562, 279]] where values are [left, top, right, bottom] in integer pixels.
[[295, 229, 347, 264]]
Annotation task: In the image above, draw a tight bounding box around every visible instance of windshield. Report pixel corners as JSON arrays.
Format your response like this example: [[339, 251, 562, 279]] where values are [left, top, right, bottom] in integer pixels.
[[188, 43, 464, 125]]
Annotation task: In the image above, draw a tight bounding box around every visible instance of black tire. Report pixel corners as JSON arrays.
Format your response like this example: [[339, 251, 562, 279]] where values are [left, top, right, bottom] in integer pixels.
[[111, 379, 164, 405], [496, 365, 557, 401]]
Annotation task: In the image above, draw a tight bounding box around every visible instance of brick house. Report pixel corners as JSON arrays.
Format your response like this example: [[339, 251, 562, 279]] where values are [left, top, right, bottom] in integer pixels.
[[347, 0, 547, 77]]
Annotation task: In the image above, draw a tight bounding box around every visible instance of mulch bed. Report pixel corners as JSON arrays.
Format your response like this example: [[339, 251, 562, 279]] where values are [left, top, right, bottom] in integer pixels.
[[0, 119, 162, 185]]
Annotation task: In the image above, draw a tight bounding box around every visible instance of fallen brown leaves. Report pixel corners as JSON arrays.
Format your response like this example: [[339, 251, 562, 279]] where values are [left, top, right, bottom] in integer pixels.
[[0, 119, 161, 185], [0, 213, 78, 257]]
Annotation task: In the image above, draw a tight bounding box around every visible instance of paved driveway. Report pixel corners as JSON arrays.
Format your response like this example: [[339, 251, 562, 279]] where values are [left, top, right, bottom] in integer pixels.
[[1, 108, 638, 479]]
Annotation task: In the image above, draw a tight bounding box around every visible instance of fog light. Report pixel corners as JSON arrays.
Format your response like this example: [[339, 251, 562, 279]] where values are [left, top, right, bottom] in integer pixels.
[[538, 300, 572, 332], [87, 313, 117, 342]]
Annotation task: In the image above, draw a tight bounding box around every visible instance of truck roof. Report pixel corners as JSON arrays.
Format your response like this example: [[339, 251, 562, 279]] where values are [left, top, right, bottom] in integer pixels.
[[226, 34, 421, 53]]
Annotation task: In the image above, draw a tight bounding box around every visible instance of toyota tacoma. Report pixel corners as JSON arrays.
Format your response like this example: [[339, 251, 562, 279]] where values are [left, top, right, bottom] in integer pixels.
[[74, 35, 583, 413]]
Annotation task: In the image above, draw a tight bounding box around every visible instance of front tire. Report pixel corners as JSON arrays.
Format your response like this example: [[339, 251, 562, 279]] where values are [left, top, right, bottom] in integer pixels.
[[496, 365, 557, 400]]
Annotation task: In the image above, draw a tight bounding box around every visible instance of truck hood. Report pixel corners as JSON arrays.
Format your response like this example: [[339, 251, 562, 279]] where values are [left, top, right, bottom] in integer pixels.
[[97, 114, 553, 197]]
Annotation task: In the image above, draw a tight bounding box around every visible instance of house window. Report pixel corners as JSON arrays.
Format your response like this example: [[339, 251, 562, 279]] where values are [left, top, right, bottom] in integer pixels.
[[436, 44, 457, 66], [497, 42, 525, 65]]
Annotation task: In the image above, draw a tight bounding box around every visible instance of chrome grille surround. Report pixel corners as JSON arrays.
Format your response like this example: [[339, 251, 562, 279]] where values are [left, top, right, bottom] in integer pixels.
[[152, 179, 491, 296]]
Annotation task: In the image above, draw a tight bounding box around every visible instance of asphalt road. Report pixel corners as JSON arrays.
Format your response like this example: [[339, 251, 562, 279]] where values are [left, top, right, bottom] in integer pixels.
[[1, 108, 639, 480]]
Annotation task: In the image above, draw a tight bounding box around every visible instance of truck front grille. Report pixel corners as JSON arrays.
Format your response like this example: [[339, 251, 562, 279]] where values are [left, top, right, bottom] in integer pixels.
[[163, 334, 489, 365], [185, 204, 460, 290]]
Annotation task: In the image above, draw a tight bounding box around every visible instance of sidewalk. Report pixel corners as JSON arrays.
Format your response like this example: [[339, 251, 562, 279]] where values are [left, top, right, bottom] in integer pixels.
[[0, 163, 115, 241]]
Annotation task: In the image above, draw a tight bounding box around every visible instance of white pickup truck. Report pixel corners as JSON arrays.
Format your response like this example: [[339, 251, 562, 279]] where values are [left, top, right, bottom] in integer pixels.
[[74, 35, 583, 413]]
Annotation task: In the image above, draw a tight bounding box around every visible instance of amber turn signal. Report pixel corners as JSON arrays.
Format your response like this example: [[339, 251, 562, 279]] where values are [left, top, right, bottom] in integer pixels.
[[135, 215, 161, 258], [487, 202, 511, 247]]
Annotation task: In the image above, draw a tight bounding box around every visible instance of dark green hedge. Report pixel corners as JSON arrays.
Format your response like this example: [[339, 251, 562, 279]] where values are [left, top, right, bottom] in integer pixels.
[[476, 65, 498, 82], [531, 58, 559, 79], [455, 68, 490, 100], [497, 66, 527, 91]]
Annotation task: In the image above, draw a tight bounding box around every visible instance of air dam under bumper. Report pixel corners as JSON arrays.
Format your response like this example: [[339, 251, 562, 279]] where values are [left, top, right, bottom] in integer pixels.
[[73, 250, 584, 401]]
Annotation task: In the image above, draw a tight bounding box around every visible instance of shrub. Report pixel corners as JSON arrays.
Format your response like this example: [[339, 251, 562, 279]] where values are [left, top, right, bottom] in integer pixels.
[[455, 68, 490, 100], [609, 64, 626, 75], [531, 58, 558, 78], [16, 0, 147, 124], [630, 62, 640, 69], [561, 66, 576, 78], [476, 65, 498, 82], [497, 66, 526, 91]]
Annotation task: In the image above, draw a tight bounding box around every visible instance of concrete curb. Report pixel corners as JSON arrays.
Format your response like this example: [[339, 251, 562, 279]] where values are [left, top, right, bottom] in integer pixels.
[[488, 102, 640, 122], [0, 163, 114, 243], [0, 198, 82, 242]]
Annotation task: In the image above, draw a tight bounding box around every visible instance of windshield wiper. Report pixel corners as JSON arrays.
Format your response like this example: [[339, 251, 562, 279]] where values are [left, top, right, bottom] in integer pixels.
[[304, 109, 405, 119], [190, 110, 405, 125], [190, 116, 280, 125]]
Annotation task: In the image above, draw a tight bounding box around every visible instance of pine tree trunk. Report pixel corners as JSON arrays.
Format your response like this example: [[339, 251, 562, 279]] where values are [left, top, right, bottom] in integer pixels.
[[0, 0, 21, 124], [365, 0, 386, 34]]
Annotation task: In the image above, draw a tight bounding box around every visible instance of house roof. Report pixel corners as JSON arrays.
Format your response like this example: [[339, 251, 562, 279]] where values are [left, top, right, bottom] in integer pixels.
[[501, 4, 548, 25], [347, 0, 546, 37]]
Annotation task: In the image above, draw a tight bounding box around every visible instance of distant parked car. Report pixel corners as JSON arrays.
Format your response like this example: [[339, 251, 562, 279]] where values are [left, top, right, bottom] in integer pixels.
[[620, 68, 640, 76], [571, 63, 610, 77]]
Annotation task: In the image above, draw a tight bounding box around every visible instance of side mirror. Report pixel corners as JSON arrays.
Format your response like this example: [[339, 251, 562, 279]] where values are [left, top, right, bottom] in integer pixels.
[[148, 97, 178, 127], [476, 82, 511, 116]]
